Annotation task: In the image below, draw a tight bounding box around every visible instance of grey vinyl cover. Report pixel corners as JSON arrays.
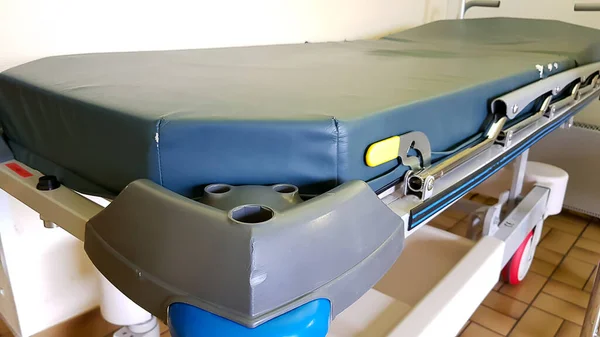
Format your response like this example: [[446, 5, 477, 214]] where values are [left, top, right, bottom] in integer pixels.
[[1, 18, 600, 198]]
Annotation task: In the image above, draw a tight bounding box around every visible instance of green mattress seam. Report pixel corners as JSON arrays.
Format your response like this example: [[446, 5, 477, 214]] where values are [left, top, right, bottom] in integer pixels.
[[156, 118, 165, 187], [333, 117, 340, 186]]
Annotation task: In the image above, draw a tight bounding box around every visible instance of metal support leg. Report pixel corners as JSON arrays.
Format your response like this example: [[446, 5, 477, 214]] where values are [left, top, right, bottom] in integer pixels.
[[509, 150, 529, 205], [581, 263, 600, 336]]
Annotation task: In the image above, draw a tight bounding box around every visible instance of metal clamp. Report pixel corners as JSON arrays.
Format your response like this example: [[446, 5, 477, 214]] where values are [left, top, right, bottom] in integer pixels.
[[398, 132, 432, 170], [547, 83, 583, 119], [405, 117, 507, 200], [497, 96, 552, 148], [365, 131, 432, 170]]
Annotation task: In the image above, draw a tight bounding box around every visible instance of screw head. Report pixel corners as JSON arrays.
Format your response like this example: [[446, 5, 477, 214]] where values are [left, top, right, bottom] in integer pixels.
[[426, 178, 434, 191]]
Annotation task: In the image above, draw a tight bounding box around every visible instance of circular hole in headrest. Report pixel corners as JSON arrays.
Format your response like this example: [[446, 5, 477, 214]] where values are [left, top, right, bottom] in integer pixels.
[[272, 184, 298, 194], [205, 184, 231, 194], [230, 205, 274, 224]]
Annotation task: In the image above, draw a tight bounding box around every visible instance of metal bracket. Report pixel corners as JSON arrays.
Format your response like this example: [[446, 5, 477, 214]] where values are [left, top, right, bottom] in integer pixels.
[[398, 131, 432, 170], [497, 96, 552, 149], [561, 116, 575, 130], [460, 0, 501, 19], [467, 190, 510, 240], [547, 83, 582, 119], [402, 170, 435, 201], [405, 117, 506, 201], [493, 62, 600, 119]]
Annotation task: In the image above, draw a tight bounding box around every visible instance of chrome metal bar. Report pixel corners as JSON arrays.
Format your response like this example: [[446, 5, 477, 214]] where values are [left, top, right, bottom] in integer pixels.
[[500, 96, 552, 144], [407, 117, 507, 192], [492, 62, 600, 119], [460, 0, 501, 18], [575, 3, 600, 11], [581, 263, 600, 337]]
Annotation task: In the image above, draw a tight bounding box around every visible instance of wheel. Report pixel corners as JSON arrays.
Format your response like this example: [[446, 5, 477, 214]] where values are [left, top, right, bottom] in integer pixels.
[[502, 230, 535, 285]]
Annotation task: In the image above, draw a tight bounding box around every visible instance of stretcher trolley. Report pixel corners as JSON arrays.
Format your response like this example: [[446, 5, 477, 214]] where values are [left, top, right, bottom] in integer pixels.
[[1, 17, 600, 337]]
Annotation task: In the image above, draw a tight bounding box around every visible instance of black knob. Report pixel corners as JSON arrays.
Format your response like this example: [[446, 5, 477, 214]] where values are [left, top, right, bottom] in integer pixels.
[[37, 175, 61, 191]]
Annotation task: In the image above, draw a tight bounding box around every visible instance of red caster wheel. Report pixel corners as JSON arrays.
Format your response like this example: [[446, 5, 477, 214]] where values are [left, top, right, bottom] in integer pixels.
[[502, 230, 535, 285]]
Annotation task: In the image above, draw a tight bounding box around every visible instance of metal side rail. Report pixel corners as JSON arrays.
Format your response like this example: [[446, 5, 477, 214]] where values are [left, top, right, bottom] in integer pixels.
[[582, 263, 600, 337], [383, 66, 600, 237]]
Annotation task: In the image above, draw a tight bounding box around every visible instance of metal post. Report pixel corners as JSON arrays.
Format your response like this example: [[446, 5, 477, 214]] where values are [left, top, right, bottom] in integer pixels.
[[575, 3, 600, 11], [581, 263, 600, 337], [459, 0, 501, 19], [459, 0, 467, 19], [509, 149, 529, 204]]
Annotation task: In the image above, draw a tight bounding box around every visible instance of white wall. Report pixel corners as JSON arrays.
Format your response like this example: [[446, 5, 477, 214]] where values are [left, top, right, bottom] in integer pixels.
[[0, 0, 447, 70]]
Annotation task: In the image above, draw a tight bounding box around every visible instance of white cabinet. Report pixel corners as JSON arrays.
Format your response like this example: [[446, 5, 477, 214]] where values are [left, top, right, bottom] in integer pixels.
[[0, 189, 99, 336]]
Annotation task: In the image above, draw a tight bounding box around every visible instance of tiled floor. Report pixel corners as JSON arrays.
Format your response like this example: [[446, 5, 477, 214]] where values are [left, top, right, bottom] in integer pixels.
[[0, 194, 597, 337], [447, 194, 598, 337]]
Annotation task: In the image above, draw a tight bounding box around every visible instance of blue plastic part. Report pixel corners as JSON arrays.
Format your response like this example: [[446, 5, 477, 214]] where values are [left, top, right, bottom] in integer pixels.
[[168, 299, 331, 337]]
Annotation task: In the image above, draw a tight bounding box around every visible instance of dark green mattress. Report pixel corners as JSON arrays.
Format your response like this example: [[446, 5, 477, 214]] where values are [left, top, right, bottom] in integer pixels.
[[1, 18, 599, 197]]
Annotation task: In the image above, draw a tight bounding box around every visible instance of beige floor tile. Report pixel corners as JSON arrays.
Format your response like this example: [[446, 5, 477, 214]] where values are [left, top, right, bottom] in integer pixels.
[[460, 322, 503, 337], [539, 230, 578, 255], [541, 226, 552, 241], [449, 220, 471, 237], [568, 246, 600, 265], [470, 305, 516, 335], [430, 214, 460, 230], [457, 320, 470, 336], [482, 291, 528, 320], [530, 258, 556, 277], [555, 321, 582, 337], [470, 194, 488, 204], [509, 307, 563, 337], [500, 271, 546, 304], [494, 280, 504, 291], [544, 216, 586, 236], [159, 321, 169, 333], [0, 317, 13, 336], [552, 257, 595, 289], [543, 279, 590, 308], [484, 197, 498, 206], [532, 293, 585, 325], [33, 308, 119, 337], [442, 206, 469, 221], [534, 246, 563, 266], [575, 237, 600, 255], [582, 221, 600, 242], [553, 211, 589, 224], [584, 267, 597, 293]]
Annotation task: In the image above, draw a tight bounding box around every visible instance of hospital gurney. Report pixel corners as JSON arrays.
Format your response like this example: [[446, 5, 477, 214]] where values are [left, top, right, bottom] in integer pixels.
[[1, 17, 600, 337]]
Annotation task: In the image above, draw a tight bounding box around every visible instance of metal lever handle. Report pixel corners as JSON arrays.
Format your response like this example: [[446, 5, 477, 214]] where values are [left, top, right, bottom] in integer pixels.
[[580, 262, 600, 337], [460, 0, 501, 19], [575, 3, 600, 11]]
